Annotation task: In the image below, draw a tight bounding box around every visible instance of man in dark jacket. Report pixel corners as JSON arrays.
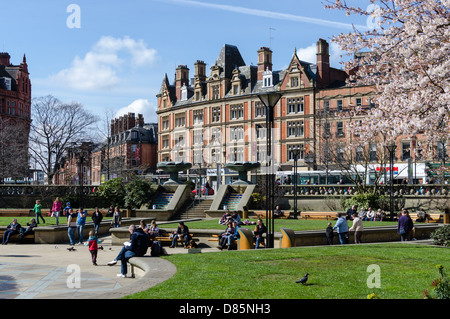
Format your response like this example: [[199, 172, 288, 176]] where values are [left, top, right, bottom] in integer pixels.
[[170, 222, 191, 248], [2, 219, 21, 245], [398, 210, 414, 241], [107, 225, 149, 277], [346, 205, 357, 220]]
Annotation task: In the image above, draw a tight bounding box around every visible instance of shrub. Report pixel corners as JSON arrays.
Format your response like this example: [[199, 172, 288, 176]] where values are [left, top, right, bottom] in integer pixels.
[[430, 225, 450, 247], [124, 177, 154, 209], [96, 178, 126, 207], [341, 193, 381, 211], [423, 265, 450, 299]]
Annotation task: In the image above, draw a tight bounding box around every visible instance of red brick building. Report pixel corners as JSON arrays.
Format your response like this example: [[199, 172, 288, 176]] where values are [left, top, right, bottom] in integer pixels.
[[0, 52, 31, 181]]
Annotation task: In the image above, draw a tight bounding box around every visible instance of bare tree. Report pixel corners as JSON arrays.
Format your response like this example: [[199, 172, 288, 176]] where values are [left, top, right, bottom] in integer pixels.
[[0, 117, 29, 182], [29, 95, 99, 184]]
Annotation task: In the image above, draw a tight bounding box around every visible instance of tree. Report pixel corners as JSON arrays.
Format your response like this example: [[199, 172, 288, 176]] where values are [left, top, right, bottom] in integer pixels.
[[29, 95, 99, 184], [325, 0, 449, 147], [0, 117, 29, 182]]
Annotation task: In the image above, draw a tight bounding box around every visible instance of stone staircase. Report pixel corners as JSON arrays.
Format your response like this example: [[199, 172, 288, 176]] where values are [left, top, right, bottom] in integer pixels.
[[171, 197, 214, 220]]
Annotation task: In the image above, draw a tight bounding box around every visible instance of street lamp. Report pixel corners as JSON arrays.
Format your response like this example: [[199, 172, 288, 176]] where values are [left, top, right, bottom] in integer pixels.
[[292, 147, 300, 219], [386, 143, 397, 221], [258, 92, 282, 248]]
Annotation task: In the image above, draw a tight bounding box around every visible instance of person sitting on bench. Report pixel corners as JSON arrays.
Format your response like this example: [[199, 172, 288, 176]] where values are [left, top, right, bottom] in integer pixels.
[[2, 219, 22, 245]]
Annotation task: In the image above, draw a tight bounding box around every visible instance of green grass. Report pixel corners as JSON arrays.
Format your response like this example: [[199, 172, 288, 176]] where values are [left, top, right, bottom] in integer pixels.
[[126, 243, 450, 299], [0, 216, 112, 226], [159, 218, 398, 232]]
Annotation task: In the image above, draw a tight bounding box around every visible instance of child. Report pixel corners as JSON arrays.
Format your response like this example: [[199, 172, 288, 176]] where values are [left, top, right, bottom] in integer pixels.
[[325, 222, 334, 245], [87, 230, 101, 266], [33, 200, 45, 224]]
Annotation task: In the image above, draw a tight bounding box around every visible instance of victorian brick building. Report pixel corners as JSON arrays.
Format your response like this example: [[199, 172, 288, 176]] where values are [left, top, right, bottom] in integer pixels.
[[0, 52, 31, 182], [156, 39, 356, 184], [90, 112, 158, 184]]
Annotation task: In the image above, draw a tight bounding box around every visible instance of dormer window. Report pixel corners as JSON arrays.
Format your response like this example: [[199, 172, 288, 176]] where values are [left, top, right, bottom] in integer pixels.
[[262, 67, 273, 88], [181, 84, 188, 101], [0, 77, 11, 91]]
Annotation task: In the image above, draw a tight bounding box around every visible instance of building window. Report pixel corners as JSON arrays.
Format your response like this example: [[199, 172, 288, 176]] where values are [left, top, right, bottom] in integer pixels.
[[290, 76, 299, 87], [323, 122, 331, 137], [287, 144, 304, 161], [193, 110, 203, 125], [255, 124, 266, 139], [356, 98, 362, 107], [324, 100, 330, 113], [287, 97, 304, 114], [230, 126, 244, 141], [257, 145, 266, 162], [212, 107, 221, 122], [194, 130, 204, 145], [287, 121, 304, 137], [230, 104, 244, 120], [162, 137, 170, 149], [162, 116, 170, 130], [212, 85, 220, 100], [255, 102, 266, 117], [336, 122, 344, 137], [337, 100, 343, 112], [369, 143, 377, 162], [175, 115, 185, 127], [402, 142, 411, 161], [355, 146, 363, 162], [230, 147, 244, 162]]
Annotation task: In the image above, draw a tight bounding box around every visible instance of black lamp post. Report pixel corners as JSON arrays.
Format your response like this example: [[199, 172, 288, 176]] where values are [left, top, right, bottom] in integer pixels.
[[292, 147, 300, 219], [386, 143, 397, 221], [258, 92, 282, 248]]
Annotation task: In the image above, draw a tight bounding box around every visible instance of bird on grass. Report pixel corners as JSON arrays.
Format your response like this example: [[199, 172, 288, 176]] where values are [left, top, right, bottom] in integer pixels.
[[296, 273, 309, 284]]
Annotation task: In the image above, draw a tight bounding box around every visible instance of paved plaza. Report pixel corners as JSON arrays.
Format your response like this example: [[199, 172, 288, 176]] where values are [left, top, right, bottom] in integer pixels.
[[0, 236, 181, 299]]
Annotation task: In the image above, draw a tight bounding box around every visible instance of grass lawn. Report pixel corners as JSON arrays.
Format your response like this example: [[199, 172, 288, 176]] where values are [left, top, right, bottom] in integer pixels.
[[126, 243, 450, 299], [0, 216, 112, 226], [159, 218, 398, 232]]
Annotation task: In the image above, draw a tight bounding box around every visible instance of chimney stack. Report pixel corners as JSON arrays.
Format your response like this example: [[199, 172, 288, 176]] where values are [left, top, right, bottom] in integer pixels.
[[257, 47, 273, 81], [175, 65, 189, 101]]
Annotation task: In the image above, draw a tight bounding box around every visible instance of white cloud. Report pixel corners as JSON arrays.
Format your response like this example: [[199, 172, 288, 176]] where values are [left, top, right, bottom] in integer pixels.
[[50, 36, 158, 91], [296, 41, 348, 69], [115, 99, 157, 123], [296, 43, 317, 64]]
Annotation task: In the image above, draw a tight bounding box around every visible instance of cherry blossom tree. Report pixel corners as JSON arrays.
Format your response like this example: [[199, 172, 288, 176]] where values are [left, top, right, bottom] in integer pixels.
[[325, 0, 449, 151]]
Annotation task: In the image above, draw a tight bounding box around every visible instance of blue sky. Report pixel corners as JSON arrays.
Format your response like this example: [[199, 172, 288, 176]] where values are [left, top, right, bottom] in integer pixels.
[[2, 0, 370, 124]]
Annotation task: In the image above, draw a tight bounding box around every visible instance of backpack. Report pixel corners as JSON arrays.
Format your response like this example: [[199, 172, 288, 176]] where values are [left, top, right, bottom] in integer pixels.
[[151, 241, 162, 257]]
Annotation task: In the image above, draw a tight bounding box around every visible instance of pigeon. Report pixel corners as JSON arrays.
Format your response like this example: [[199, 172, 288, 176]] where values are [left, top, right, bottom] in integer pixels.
[[67, 246, 76, 251], [296, 273, 309, 284]]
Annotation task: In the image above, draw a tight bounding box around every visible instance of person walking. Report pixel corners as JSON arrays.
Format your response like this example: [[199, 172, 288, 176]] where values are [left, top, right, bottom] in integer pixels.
[[348, 213, 364, 244], [398, 209, 414, 241], [91, 207, 103, 235], [33, 200, 45, 224], [51, 197, 63, 226], [76, 208, 87, 245], [111, 206, 122, 228], [67, 209, 78, 246], [333, 215, 349, 245]]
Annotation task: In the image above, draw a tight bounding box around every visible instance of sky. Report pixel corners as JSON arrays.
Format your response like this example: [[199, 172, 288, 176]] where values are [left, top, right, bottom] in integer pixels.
[[2, 0, 371, 125]]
